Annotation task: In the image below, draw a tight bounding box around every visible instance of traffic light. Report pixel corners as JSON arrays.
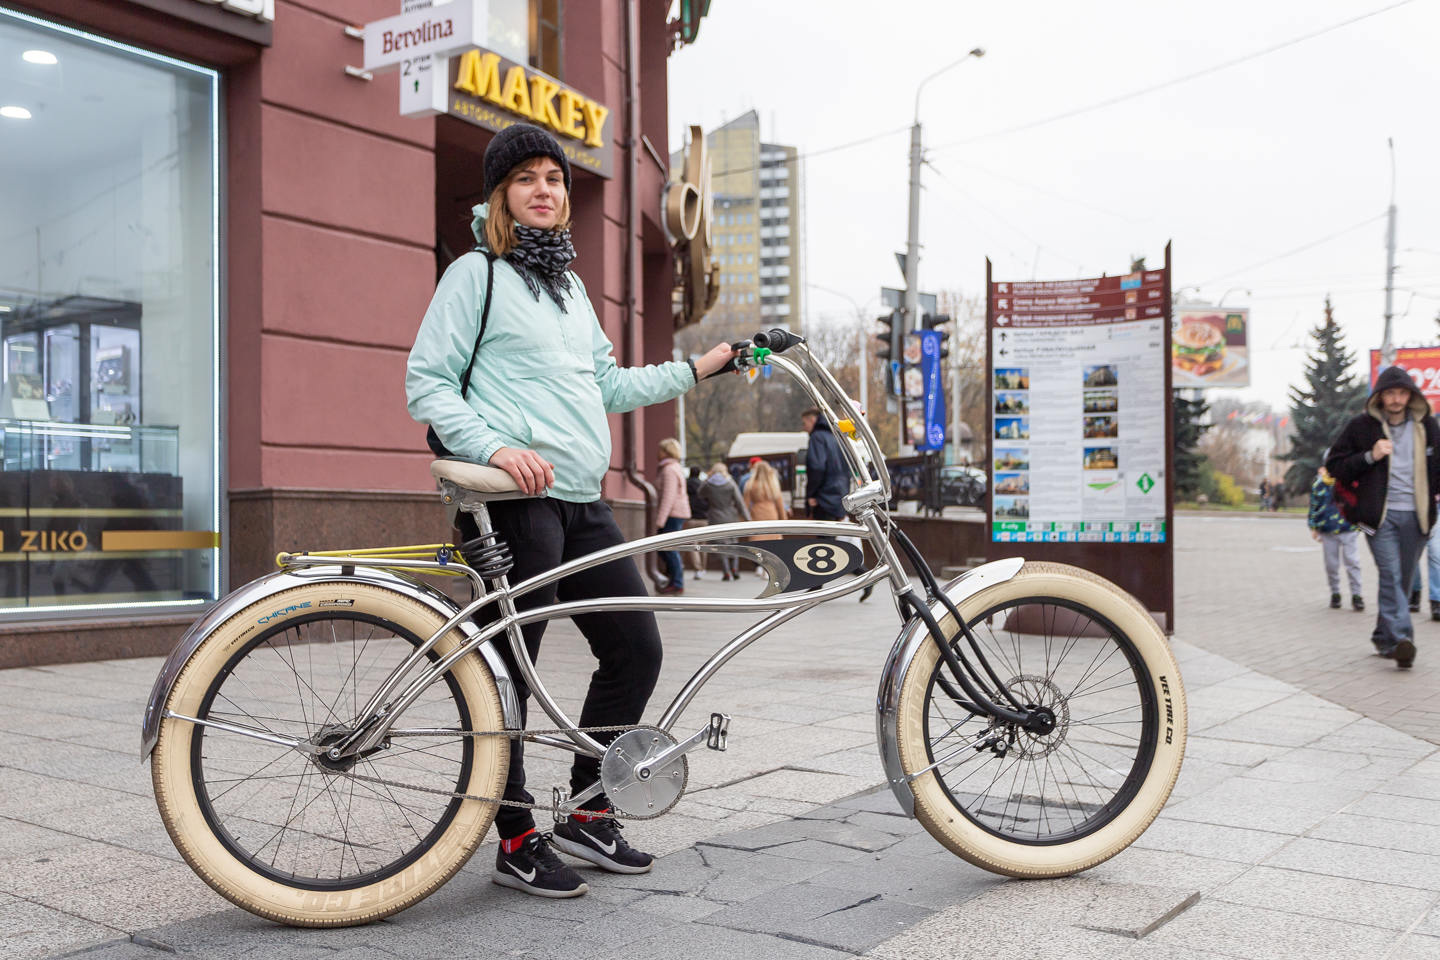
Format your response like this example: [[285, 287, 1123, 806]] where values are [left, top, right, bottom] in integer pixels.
[[876, 310, 902, 395], [922, 312, 951, 361]]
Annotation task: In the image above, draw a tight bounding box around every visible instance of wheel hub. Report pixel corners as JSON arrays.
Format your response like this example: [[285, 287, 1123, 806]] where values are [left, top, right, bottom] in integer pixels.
[[1005, 675, 1069, 760]]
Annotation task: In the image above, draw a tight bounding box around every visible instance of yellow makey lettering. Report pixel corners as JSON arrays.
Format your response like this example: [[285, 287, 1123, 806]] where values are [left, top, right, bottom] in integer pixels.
[[529, 74, 561, 129], [499, 65, 533, 117], [453, 50, 503, 106], [581, 99, 610, 148]]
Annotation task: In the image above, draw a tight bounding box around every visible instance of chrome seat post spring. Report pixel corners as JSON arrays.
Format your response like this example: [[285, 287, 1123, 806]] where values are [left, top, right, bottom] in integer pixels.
[[459, 531, 514, 579]]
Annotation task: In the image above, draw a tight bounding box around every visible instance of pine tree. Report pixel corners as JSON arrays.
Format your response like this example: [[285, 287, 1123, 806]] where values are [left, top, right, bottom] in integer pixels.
[[1173, 392, 1211, 499], [1281, 297, 1367, 494]]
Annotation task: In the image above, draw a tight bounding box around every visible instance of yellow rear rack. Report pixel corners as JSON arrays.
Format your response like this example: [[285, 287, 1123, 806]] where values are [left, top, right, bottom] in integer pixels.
[[275, 543, 472, 577]]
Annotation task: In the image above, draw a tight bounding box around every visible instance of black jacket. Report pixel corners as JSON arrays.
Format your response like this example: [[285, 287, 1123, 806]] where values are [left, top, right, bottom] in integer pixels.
[[1326, 365, 1440, 533], [805, 420, 850, 518]]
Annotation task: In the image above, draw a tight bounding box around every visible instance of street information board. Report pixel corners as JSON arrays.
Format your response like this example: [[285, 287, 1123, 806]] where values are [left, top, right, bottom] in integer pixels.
[[989, 270, 1169, 543]]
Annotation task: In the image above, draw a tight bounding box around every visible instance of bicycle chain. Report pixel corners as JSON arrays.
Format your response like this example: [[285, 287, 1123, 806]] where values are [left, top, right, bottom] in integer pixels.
[[333, 723, 665, 822]]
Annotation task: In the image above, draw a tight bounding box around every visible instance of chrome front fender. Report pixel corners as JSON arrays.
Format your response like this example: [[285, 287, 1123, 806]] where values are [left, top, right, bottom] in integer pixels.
[[874, 557, 1025, 816], [140, 565, 522, 761]]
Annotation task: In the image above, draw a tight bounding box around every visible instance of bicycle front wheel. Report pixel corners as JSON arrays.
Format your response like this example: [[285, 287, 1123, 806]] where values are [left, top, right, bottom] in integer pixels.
[[151, 581, 508, 926], [896, 561, 1186, 877]]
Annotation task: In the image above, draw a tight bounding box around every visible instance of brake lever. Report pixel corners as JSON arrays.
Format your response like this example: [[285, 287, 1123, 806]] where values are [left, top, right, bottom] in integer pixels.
[[703, 340, 753, 380]]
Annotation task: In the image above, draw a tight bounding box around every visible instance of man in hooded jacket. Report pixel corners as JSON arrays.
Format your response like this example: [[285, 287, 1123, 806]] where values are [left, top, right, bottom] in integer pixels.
[[1326, 366, 1440, 668]]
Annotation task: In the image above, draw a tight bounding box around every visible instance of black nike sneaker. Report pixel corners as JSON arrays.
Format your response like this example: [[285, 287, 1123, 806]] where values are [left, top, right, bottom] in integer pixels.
[[552, 814, 654, 874], [492, 831, 588, 898]]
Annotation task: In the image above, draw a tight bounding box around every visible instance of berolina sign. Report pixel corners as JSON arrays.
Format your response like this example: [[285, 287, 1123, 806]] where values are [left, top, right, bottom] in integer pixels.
[[362, 3, 484, 73]]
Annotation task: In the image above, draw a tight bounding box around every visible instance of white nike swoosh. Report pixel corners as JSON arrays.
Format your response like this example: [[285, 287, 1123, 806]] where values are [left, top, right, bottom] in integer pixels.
[[508, 862, 537, 882], [580, 827, 617, 855]]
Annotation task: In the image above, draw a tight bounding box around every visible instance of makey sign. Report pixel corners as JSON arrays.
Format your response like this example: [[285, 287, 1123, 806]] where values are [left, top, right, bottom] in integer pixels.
[[1370, 347, 1440, 408]]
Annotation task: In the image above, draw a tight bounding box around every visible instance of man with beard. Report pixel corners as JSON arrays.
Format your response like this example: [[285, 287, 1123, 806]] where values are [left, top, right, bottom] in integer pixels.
[[1327, 366, 1440, 669]]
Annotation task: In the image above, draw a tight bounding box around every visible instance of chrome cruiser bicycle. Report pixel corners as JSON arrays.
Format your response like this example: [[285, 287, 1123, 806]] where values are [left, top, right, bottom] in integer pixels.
[[141, 329, 1187, 927]]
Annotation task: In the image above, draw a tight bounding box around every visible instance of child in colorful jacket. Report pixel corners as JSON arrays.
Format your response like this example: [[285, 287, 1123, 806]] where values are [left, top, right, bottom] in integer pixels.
[[1309, 466, 1364, 611]]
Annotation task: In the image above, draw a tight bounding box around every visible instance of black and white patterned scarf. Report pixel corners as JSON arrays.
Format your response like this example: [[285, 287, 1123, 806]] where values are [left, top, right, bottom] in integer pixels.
[[506, 224, 576, 312]]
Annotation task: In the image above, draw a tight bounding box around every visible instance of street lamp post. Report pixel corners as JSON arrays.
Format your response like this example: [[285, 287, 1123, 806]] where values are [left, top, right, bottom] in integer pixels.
[[807, 284, 879, 417], [903, 46, 983, 453]]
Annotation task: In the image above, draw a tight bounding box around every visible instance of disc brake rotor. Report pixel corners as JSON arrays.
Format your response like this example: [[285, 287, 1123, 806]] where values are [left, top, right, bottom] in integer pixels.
[[1007, 674, 1069, 760], [599, 726, 688, 819]]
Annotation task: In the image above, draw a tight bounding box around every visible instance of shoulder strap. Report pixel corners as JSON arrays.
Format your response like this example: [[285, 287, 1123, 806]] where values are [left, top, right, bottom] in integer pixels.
[[457, 251, 497, 400]]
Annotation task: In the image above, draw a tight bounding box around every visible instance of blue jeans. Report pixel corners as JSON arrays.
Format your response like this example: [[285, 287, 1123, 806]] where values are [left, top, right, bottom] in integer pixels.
[[1427, 525, 1440, 604], [659, 516, 686, 587], [1366, 510, 1426, 651]]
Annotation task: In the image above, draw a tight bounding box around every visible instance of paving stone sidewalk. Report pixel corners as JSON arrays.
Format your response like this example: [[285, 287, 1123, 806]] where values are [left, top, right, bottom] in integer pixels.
[[2, 515, 1438, 958]]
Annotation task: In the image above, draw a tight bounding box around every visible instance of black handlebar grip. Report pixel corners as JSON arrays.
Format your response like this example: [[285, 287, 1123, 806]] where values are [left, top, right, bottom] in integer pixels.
[[751, 328, 804, 353]]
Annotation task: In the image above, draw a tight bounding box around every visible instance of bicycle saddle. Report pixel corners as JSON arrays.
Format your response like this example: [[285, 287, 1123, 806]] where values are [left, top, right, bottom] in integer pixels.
[[430, 457, 540, 501]]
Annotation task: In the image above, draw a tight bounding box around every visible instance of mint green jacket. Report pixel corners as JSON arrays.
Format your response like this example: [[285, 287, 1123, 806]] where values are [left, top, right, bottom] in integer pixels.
[[406, 251, 696, 503]]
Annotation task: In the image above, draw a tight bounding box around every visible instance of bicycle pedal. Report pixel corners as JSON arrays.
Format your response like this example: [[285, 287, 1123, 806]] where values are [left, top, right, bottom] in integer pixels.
[[551, 786, 569, 824], [707, 712, 731, 751]]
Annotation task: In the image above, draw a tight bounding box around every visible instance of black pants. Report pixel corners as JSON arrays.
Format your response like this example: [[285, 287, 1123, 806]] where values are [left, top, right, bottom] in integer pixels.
[[459, 498, 662, 837]]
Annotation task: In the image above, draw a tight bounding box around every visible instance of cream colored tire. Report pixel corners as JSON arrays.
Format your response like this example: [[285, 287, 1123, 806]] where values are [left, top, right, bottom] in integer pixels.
[[897, 561, 1186, 878], [152, 582, 508, 926]]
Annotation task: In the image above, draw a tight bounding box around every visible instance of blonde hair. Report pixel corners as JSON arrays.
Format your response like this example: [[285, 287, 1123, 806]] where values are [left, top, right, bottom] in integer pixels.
[[708, 461, 730, 478], [747, 460, 782, 503], [658, 437, 682, 461], [484, 157, 573, 255]]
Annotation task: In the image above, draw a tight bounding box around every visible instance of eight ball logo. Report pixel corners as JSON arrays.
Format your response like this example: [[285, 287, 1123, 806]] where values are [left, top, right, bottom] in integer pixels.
[[792, 543, 843, 577]]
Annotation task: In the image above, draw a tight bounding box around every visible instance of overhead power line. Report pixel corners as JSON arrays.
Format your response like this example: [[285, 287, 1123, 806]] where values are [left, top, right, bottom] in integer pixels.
[[1194, 213, 1387, 287], [928, 0, 1419, 152]]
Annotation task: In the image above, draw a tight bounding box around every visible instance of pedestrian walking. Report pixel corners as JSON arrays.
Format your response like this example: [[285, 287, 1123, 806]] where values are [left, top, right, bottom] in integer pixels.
[[1307, 465, 1363, 611], [744, 459, 788, 578], [1326, 366, 1440, 670], [685, 465, 707, 578], [653, 438, 689, 595], [801, 407, 849, 521], [406, 122, 737, 897], [800, 407, 871, 601], [1259, 478, 1271, 511], [699, 459, 750, 580]]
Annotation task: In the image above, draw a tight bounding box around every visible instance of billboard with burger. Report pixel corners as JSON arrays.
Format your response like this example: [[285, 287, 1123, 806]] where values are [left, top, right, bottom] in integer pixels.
[[1172, 307, 1249, 388]]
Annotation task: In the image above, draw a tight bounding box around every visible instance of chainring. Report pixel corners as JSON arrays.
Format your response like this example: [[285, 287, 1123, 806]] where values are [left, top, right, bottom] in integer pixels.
[[599, 726, 689, 819]]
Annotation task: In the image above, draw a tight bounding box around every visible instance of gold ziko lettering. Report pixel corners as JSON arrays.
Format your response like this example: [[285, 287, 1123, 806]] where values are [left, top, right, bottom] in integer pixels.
[[16, 529, 89, 551]]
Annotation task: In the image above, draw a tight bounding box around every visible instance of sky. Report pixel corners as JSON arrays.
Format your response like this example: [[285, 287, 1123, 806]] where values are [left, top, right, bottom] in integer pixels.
[[666, 0, 1440, 411]]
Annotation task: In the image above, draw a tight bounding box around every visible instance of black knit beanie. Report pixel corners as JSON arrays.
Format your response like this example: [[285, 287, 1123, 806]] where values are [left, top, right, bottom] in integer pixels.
[[483, 123, 572, 198]]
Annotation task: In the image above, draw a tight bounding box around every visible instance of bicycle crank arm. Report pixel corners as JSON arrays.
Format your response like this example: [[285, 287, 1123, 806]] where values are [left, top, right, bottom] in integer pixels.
[[633, 713, 730, 782]]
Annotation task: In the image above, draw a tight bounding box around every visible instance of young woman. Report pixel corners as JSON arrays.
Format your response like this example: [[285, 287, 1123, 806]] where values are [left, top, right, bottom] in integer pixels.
[[653, 437, 690, 594], [406, 124, 735, 899], [743, 459, 787, 541], [698, 461, 751, 580]]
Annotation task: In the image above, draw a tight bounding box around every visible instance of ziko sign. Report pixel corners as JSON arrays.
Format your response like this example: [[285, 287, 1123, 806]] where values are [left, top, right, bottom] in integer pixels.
[[363, 1, 485, 73]]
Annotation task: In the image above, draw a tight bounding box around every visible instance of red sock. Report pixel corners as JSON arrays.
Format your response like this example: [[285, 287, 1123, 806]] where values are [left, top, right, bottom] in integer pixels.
[[571, 809, 610, 823], [500, 828, 536, 853]]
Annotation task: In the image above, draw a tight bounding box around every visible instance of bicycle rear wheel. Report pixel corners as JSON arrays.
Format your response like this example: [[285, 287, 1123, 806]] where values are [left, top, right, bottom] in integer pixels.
[[152, 582, 508, 926], [896, 561, 1185, 877]]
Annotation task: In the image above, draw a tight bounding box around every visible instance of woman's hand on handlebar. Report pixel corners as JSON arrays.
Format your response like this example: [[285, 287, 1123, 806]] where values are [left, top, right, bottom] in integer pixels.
[[694, 341, 740, 379], [489, 446, 555, 495]]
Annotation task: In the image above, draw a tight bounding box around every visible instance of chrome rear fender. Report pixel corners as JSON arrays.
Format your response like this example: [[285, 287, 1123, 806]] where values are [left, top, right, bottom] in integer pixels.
[[140, 565, 521, 760], [875, 557, 1025, 816]]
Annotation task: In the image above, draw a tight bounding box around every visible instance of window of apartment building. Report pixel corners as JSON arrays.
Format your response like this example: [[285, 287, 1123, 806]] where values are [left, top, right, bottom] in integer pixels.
[[0, 8, 221, 618]]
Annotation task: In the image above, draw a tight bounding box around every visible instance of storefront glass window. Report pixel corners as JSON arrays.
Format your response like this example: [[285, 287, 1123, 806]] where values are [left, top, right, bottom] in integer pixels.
[[0, 7, 221, 617]]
